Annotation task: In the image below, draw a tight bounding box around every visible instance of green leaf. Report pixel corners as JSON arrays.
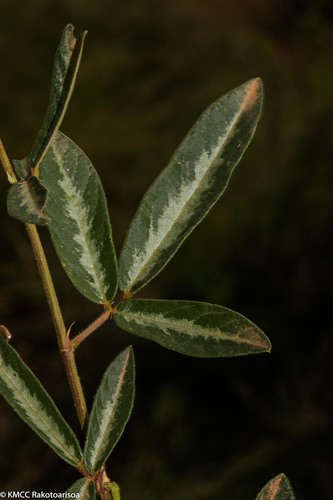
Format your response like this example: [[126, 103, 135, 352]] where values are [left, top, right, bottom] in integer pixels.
[[114, 299, 271, 357], [0, 337, 83, 467], [67, 478, 96, 499], [7, 24, 87, 224], [29, 24, 87, 170], [39, 131, 118, 305], [256, 473, 296, 500], [7, 176, 49, 225], [119, 78, 263, 293], [84, 346, 135, 474]]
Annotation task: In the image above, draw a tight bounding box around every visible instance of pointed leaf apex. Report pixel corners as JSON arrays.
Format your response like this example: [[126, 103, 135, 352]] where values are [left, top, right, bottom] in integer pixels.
[[247, 76, 263, 100], [256, 472, 295, 500]]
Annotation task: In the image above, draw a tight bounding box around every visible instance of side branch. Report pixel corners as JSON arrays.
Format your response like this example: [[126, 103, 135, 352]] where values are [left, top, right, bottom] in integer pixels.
[[72, 309, 113, 350]]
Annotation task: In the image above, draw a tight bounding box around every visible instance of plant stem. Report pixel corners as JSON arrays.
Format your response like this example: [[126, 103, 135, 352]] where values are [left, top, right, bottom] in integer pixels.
[[26, 223, 88, 429], [0, 140, 88, 429], [0, 140, 17, 184]]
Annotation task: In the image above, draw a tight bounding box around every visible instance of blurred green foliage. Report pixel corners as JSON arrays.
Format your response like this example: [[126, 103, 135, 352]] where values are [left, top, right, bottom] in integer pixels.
[[1, 0, 333, 498]]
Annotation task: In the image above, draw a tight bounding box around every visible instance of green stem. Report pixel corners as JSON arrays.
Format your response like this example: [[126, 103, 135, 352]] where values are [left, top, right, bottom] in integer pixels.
[[0, 140, 17, 184], [110, 483, 121, 500], [0, 140, 88, 430], [26, 223, 88, 429]]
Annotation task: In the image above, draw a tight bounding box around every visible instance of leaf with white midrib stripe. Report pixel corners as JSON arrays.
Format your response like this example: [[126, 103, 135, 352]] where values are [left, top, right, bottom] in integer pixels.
[[40, 131, 118, 305], [84, 346, 135, 474], [113, 299, 271, 357], [119, 78, 263, 294], [0, 337, 82, 466]]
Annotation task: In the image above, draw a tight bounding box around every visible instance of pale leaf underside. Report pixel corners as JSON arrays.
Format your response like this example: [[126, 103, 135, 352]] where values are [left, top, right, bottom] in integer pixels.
[[8, 24, 87, 226], [29, 24, 87, 170]]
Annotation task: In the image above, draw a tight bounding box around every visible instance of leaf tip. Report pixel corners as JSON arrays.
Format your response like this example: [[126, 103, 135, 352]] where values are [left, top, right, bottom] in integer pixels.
[[0, 325, 12, 342], [249, 76, 263, 91], [257, 472, 294, 499], [124, 344, 135, 362], [262, 336, 272, 354], [248, 327, 271, 355], [262, 334, 272, 353], [243, 77, 264, 110]]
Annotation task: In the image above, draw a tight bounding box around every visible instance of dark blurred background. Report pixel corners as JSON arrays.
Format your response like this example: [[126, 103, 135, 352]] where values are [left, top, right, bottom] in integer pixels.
[[1, 0, 333, 498]]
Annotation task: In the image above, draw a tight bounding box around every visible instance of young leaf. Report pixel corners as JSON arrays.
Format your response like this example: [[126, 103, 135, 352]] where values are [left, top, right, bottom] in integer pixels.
[[84, 346, 135, 474], [29, 24, 87, 171], [119, 78, 263, 294], [0, 337, 82, 467], [67, 478, 96, 499], [7, 176, 49, 225], [7, 24, 87, 224], [39, 131, 118, 305], [256, 473, 296, 500], [114, 299, 271, 357]]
